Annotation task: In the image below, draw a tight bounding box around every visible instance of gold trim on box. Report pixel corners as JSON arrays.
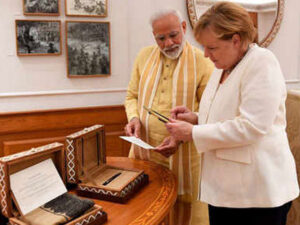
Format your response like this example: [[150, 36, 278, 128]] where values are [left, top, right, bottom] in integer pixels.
[[0, 142, 63, 162], [66, 125, 103, 139], [75, 210, 105, 225], [66, 139, 76, 183], [0, 163, 8, 216], [78, 174, 145, 197], [78, 185, 119, 196]]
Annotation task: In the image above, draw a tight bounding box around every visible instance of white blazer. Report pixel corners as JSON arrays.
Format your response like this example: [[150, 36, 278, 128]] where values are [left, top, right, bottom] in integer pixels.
[[192, 44, 299, 208]]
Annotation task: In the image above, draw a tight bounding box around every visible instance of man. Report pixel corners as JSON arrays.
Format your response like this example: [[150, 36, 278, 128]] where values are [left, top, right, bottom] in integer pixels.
[[47, 42, 57, 53], [124, 9, 213, 225]]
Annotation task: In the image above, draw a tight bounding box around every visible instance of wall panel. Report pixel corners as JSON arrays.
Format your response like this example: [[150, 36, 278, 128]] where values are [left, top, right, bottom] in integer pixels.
[[0, 105, 130, 157]]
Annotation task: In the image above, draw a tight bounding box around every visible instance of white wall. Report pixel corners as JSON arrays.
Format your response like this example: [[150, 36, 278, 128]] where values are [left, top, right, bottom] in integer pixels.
[[0, 0, 299, 112], [268, 0, 300, 89], [257, 11, 276, 43], [0, 0, 129, 112]]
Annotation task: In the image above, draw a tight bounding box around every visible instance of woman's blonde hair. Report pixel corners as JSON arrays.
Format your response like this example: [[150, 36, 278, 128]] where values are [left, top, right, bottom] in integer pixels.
[[194, 1, 256, 44]]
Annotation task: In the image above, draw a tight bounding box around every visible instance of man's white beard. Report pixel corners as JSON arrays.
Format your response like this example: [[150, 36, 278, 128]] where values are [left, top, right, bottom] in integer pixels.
[[160, 39, 185, 60]]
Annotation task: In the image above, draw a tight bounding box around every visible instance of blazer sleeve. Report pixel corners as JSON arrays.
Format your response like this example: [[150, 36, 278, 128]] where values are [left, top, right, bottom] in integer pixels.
[[192, 50, 286, 153]]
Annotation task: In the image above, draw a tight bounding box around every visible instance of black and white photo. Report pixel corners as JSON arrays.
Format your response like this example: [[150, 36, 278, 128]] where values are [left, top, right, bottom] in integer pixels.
[[23, 0, 60, 16], [16, 20, 61, 56], [65, 0, 107, 17], [66, 21, 110, 77]]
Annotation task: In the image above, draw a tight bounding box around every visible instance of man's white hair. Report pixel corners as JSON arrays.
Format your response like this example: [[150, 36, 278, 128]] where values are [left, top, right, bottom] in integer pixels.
[[149, 9, 184, 27]]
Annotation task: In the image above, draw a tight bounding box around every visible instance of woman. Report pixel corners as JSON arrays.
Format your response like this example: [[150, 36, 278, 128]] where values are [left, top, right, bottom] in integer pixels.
[[155, 2, 299, 225]]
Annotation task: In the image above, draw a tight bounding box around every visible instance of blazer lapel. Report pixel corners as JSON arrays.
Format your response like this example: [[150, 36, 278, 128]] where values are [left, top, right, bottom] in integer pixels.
[[199, 69, 223, 124]]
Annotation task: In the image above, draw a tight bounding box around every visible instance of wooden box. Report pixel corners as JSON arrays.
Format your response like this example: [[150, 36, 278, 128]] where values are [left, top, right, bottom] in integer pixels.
[[0, 142, 107, 225], [65, 125, 149, 203]]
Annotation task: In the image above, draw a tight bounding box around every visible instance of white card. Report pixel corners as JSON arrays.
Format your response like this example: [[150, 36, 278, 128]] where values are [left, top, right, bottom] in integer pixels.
[[120, 136, 155, 149], [10, 158, 67, 215]]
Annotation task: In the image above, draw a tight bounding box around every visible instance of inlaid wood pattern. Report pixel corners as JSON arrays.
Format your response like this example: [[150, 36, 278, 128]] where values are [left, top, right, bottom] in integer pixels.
[[95, 157, 177, 225]]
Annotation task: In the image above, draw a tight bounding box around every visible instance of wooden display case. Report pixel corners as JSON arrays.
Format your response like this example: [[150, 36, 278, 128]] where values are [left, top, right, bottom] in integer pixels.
[[0, 142, 107, 224], [66, 125, 149, 203]]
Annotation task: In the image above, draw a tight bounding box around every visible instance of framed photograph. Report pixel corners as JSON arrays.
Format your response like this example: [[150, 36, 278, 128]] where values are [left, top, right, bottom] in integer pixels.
[[15, 20, 62, 56], [65, 0, 107, 17], [66, 21, 110, 77], [23, 0, 60, 16]]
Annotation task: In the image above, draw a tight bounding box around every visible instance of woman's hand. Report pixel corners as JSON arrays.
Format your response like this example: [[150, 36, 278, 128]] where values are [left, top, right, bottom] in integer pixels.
[[165, 119, 193, 142], [155, 136, 180, 158], [171, 106, 198, 125]]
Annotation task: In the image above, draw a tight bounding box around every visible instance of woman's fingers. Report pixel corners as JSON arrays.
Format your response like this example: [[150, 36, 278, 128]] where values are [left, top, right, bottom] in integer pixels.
[[170, 106, 190, 119]]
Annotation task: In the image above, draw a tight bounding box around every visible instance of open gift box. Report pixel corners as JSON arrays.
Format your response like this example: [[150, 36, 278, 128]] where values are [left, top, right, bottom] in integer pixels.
[[65, 125, 149, 203], [0, 142, 107, 225]]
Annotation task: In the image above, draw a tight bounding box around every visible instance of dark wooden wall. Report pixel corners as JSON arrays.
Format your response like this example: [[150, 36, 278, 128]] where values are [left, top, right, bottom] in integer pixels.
[[0, 105, 130, 157]]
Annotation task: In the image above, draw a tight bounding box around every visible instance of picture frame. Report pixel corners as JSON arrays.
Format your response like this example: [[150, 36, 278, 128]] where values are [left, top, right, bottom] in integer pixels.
[[15, 20, 62, 56], [23, 0, 60, 16], [66, 21, 111, 77], [65, 0, 107, 17]]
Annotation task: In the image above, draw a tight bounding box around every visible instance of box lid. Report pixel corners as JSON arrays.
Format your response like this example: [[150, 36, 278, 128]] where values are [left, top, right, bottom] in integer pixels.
[[65, 125, 106, 184], [0, 142, 65, 218]]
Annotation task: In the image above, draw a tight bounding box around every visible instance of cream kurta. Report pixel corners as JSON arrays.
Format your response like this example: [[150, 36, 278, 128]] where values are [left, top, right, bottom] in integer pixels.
[[125, 44, 213, 167], [125, 44, 214, 225], [193, 44, 299, 208]]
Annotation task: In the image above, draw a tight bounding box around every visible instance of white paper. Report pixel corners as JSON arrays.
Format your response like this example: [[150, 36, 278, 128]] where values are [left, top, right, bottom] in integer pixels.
[[10, 159, 67, 215], [120, 136, 155, 149]]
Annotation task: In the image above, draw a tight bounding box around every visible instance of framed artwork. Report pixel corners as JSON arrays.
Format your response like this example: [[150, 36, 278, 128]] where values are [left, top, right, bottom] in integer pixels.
[[65, 0, 107, 17], [15, 20, 62, 56], [23, 0, 60, 16], [66, 21, 111, 77]]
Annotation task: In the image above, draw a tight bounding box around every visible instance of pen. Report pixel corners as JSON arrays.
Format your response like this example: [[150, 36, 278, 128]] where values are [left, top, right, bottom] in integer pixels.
[[102, 172, 122, 186], [143, 106, 169, 123]]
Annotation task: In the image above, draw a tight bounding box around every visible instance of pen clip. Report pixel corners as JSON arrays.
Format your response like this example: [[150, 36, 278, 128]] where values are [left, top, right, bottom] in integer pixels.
[[143, 105, 169, 123]]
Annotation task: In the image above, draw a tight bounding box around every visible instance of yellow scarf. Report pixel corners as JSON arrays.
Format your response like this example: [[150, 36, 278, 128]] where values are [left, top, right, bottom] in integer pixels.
[[135, 41, 197, 196]]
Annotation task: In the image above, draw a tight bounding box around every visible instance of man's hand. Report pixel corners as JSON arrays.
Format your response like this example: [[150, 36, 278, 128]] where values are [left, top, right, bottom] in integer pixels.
[[125, 117, 141, 138], [171, 106, 198, 125], [165, 119, 193, 142], [155, 136, 180, 158]]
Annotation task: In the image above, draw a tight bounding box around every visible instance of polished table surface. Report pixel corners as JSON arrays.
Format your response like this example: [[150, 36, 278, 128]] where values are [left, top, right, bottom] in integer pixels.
[[89, 157, 177, 225]]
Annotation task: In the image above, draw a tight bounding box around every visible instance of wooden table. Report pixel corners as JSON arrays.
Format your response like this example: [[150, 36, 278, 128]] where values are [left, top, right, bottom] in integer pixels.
[[92, 157, 178, 225]]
